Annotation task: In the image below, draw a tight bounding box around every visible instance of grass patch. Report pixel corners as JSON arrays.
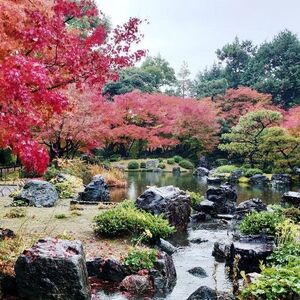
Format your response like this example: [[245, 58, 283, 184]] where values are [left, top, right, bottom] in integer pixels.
[[54, 213, 68, 219], [4, 208, 26, 218]]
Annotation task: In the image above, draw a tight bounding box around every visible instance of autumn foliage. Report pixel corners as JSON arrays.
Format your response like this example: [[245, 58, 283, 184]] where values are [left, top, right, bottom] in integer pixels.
[[0, 0, 144, 174]]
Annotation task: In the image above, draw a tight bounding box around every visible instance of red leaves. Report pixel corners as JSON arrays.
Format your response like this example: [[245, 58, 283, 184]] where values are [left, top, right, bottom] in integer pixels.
[[283, 106, 300, 137], [0, 0, 145, 174]]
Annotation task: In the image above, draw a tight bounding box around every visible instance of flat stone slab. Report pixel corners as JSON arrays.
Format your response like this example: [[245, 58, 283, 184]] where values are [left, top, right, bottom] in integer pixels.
[[281, 191, 300, 207]]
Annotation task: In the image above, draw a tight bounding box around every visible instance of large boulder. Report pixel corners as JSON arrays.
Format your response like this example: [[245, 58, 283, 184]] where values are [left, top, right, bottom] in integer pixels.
[[249, 174, 269, 185], [15, 238, 91, 300], [187, 286, 234, 300], [78, 175, 110, 202], [225, 235, 275, 273], [233, 198, 267, 223], [136, 186, 191, 230], [14, 180, 58, 207], [206, 177, 222, 185], [271, 174, 292, 186], [193, 167, 209, 177], [85, 258, 126, 282], [229, 169, 244, 183], [281, 191, 300, 208], [205, 185, 237, 214], [149, 252, 176, 296], [198, 156, 211, 169], [120, 275, 153, 295]]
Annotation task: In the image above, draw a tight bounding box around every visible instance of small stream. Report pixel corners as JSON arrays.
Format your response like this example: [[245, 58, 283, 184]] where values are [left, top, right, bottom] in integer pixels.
[[96, 171, 299, 299]]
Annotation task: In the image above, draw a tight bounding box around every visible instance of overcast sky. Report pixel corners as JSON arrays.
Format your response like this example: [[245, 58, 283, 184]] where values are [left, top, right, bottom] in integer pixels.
[[95, 0, 300, 77]]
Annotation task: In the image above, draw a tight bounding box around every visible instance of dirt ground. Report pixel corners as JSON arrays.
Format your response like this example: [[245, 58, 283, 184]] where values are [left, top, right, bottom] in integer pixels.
[[0, 197, 132, 260]]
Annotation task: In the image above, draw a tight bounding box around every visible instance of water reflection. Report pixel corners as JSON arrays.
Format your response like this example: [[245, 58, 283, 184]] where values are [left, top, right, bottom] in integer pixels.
[[110, 172, 300, 205]]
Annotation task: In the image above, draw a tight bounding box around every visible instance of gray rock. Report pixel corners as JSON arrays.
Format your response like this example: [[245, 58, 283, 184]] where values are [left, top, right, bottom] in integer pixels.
[[78, 175, 110, 202], [187, 286, 234, 300], [146, 159, 159, 169], [233, 198, 267, 222], [229, 169, 244, 183], [249, 174, 269, 185], [190, 212, 206, 223], [225, 235, 275, 273], [198, 156, 211, 170], [193, 167, 209, 177], [207, 177, 222, 184], [0, 228, 15, 241], [172, 167, 181, 174], [14, 180, 58, 207], [150, 252, 176, 296], [86, 258, 126, 282], [194, 199, 216, 215], [206, 185, 237, 214], [212, 242, 228, 262], [120, 275, 153, 295], [136, 186, 191, 230], [188, 267, 208, 278], [281, 191, 300, 208], [156, 239, 177, 255], [189, 237, 208, 244], [15, 238, 91, 300], [271, 174, 292, 186]]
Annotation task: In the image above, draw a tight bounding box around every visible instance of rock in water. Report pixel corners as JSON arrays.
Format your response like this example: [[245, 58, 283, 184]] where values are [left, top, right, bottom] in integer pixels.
[[146, 159, 159, 169], [271, 174, 292, 186], [156, 238, 177, 255], [281, 191, 300, 208], [149, 252, 177, 296], [233, 198, 267, 222], [14, 180, 58, 207], [188, 267, 208, 278], [120, 275, 153, 295], [15, 238, 91, 300], [78, 175, 110, 202], [249, 174, 269, 185], [206, 185, 237, 214], [136, 186, 191, 230], [187, 286, 234, 300], [193, 167, 209, 177]]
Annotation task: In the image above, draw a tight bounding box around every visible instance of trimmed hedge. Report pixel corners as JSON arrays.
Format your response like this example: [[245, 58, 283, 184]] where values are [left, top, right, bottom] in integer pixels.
[[179, 159, 194, 169], [128, 161, 139, 170]]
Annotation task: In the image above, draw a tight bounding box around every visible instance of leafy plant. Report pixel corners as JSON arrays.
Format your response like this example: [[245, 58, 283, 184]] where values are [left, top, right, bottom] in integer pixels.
[[215, 165, 239, 174], [127, 161, 139, 170], [243, 168, 263, 177], [173, 155, 183, 163], [167, 158, 175, 165], [179, 159, 194, 169], [239, 260, 300, 300], [158, 163, 166, 169], [43, 165, 60, 181], [187, 191, 204, 209], [109, 155, 121, 162], [267, 242, 300, 267], [123, 248, 158, 273], [140, 161, 146, 169], [54, 213, 67, 219], [239, 211, 284, 236], [4, 208, 26, 218], [93, 200, 175, 241]]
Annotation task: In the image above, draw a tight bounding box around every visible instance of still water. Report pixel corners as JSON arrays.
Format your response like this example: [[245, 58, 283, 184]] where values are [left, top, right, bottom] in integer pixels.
[[111, 171, 299, 205]]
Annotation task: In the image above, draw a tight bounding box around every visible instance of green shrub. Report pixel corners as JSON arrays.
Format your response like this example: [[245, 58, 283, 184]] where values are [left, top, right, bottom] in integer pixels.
[[239, 211, 284, 236], [4, 208, 26, 218], [167, 158, 175, 165], [215, 159, 228, 166], [158, 163, 166, 169], [158, 158, 163, 163], [187, 191, 204, 210], [54, 181, 74, 198], [140, 162, 146, 169], [243, 168, 263, 177], [173, 155, 183, 163], [43, 165, 60, 181], [215, 165, 239, 174], [284, 207, 300, 223], [109, 155, 121, 162], [267, 242, 300, 267], [54, 213, 67, 219], [127, 161, 139, 170], [93, 200, 175, 241], [123, 248, 157, 273], [179, 159, 194, 169], [239, 260, 300, 300]]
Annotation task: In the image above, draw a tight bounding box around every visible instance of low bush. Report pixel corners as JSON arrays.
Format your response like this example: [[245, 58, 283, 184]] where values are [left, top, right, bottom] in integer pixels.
[[215, 165, 239, 174], [179, 159, 194, 169], [158, 158, 163, 163], [173, 155, 183, 163], [50, 174, 82, 199], [239, 260, 300, 300], [243, 168, 263, 177], [239, 211, 284, 236], [167, 158, 175, 165], [54, 213, 67, 219], [187, 191, 204, 209], [128, 161, 139, 170], [215, 159, 228, 166], [267, 242, 300, 267], [43, 165, 60, 181], [4, 208, 26, 218], [158, 163, 166, 169], [93, 200, 175, 241], [123, 248, 158, 273], [109, 155, 121, 162], [140, 161, 146, 169]]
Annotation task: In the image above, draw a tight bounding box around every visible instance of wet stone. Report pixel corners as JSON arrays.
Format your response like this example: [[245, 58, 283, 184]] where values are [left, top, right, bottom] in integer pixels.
[[188, 267, 208, 278]]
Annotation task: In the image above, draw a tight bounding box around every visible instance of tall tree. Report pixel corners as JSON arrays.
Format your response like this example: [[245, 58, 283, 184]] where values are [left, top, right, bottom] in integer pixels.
[[0, 0, 144, 174], [216, 37, 256, 88], [219, 109, 282, 167], [177, 61, 192, 98]]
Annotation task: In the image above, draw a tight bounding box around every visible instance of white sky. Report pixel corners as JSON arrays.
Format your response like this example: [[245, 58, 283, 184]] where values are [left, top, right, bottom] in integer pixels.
[[95, 0, 300, 77]]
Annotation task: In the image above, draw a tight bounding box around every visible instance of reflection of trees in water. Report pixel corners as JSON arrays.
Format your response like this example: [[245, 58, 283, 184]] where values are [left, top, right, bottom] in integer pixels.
[[111, 172, 298, 205]]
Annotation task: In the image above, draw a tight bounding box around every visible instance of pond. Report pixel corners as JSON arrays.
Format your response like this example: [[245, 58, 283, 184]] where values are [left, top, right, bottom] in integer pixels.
[[111, 171, 300, 205]]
